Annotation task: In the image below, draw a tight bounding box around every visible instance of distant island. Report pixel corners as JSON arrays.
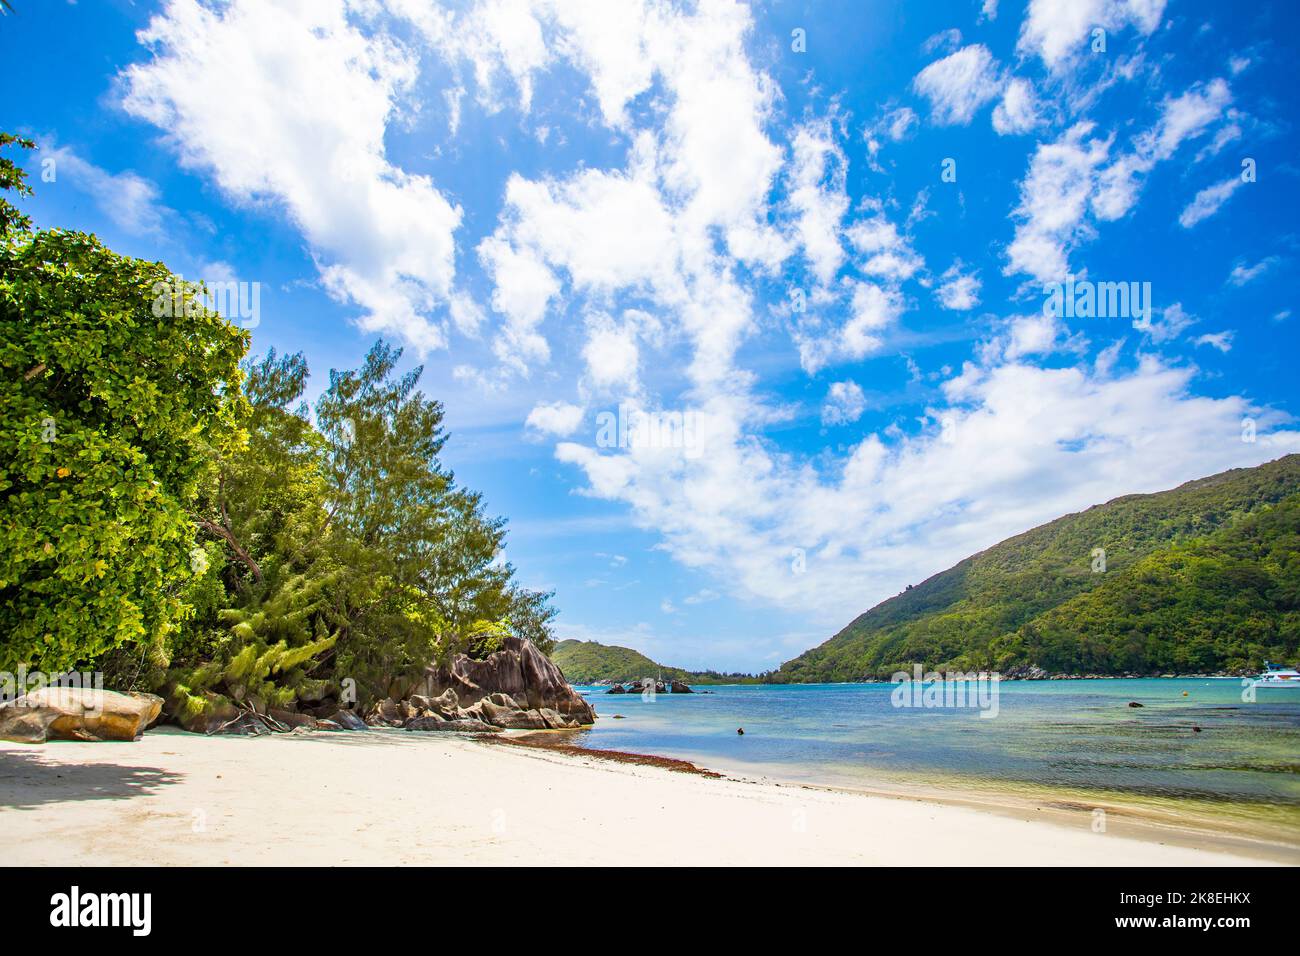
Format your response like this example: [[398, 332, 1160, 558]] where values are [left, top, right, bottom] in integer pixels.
[[550, 639, 763, 685]]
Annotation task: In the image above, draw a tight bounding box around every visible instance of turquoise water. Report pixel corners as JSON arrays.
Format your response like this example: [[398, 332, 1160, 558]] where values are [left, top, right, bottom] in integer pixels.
[[568, 680, 1300, 819]]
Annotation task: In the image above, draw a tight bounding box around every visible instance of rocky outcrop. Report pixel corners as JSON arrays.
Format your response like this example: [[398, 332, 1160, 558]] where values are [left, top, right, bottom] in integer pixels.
[[172, 638, 594, 735], [405, 716, 501, 734], [368, 637, 596, 731], [1001, 664, 1050, 681], [0, 688, 163, 743], [604, 677, 695, 694]]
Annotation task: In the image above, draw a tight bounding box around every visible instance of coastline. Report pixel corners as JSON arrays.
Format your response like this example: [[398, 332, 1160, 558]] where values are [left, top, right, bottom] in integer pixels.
[[2, 727, 1292, 866], [503, 731, 1300, 864]]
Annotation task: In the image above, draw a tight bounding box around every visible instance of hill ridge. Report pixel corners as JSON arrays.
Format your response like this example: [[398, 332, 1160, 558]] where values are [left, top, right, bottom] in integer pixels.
[[774, 454, 1300, 681]]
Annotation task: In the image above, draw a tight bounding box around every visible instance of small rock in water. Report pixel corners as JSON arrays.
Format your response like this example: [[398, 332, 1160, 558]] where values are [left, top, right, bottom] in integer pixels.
[[1127, 701, 1144, 708], [736, 727, 745, 735], [1192, 725, 1202, 733]]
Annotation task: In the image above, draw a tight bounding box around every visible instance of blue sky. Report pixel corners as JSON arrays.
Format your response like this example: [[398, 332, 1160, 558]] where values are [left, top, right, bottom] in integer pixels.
[[4, 0, 1298, 672]]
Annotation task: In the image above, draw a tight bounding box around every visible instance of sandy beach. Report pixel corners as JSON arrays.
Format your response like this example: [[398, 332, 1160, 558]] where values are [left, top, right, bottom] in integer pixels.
[[1, 727, 1290, 866]]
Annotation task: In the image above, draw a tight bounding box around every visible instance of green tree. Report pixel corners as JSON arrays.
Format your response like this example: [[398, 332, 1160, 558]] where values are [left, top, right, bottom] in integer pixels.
[[0, 135, 248, 672], [162, 343, 558, 721], [317, 342, 555, 700]]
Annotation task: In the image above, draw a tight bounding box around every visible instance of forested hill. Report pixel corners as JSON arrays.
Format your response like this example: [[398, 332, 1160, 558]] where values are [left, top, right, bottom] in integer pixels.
[[550, 640, 759, 685], [772, 455, 1300, 682]]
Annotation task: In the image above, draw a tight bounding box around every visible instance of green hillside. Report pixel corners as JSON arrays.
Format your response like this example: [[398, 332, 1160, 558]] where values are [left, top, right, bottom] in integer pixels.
[[550, 640, 758, 685], [773, 455, 1300, 682]]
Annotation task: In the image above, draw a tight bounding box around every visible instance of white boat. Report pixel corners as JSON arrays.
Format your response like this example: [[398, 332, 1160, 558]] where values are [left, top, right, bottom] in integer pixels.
[[1255, 661, 1300, 687]]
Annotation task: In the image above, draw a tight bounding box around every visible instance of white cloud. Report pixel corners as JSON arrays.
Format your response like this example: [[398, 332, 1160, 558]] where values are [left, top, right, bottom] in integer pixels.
[[883, 107, 918, 141], [843, 281, 904, 358], [822, 380, 867, 426], [992, 77, 1040, 135], [787, 116, 849, 286], [1179, 175, 1245, 228], [912, 44, 1004, 126], [1195, 331, 1234, 352], [1228, 257, 1278, 287], [526, 401, 586, 437], [42, 146, 171, 236], [582, 312, 641, 392], [935, 263, 981, 310], [557, 354, 1300, 625], [1004, 122, 1111, 282], [864, 106, 919, 170], [633, 0, 784, 244], [980, 0, 999, 22], [1017, 0, 1166, 71], [448, 292, 487, 337], [1151, 78, 1232, 157], [1138, 302, 1196, 343], [119, 0, 462, 354], [389, 0, 551, 115], [1092, 79, 1232, 222], [782, 197, 920, 373], [478, 233, 561, 372], [1195, 122, 1242, 162], [1006, 78, 1233, 281], [1001, 313, 1083, 361], [845, 201, 924, 282], [922, 28, 963, 56], [461, 1, 787, 383]]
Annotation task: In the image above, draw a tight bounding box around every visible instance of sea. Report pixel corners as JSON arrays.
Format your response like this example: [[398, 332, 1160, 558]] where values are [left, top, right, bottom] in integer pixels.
[[567, 678, 1300, 841]]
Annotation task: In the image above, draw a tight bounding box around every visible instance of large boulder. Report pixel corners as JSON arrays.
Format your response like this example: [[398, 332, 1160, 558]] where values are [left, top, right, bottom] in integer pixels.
[[461, 694, 574, 730], [366, 697, 414, 727], [0, 688, 163, 743], [669, 680, 694, 694], [331, 709, 368, 731], [424, 689, 460, 719], [412, 637, 596, 728]]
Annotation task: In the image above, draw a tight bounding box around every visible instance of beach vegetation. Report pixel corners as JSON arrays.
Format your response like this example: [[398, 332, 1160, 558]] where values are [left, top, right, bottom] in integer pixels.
[[0, 133, 555, 722]]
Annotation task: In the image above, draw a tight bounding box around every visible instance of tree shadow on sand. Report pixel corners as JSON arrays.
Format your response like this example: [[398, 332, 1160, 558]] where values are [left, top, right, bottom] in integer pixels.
[[0, 748, 182, 809]]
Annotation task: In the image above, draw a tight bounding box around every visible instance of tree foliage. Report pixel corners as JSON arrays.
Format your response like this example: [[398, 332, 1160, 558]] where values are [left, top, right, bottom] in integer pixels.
[[0, 135, 248, 672], [156, 338, 558, 722], [0, 132, 556, 722]]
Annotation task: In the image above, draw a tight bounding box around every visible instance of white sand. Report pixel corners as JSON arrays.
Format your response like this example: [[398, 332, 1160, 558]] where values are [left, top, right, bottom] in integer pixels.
[[0, 727, 1284, 866]]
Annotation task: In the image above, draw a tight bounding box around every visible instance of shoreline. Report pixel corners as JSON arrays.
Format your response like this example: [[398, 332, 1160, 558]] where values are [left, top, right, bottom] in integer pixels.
[[584, 675, 1260, 687], [503, 730, 1300, 864], [3, 726, 1293, 866]]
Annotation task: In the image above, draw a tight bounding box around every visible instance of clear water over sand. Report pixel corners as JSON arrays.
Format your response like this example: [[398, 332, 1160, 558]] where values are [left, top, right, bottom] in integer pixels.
[[568, 679, 1300, 842]]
